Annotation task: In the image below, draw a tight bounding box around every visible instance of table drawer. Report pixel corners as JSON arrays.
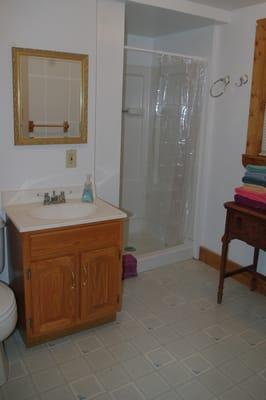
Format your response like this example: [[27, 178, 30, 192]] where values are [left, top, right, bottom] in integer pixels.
[[29, 221, 121, 260], [229, 211, 259, 244]]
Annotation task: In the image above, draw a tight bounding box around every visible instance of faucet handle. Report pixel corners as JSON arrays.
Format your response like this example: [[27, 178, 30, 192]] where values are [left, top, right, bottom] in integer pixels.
[[60, 191, 66, 203], [51, 190, 59, 201], [44, 192, 50, 205]]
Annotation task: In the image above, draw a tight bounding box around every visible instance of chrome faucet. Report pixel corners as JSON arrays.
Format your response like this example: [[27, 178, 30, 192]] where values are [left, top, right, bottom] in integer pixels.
[[43, 192, 51, 205], [43, 191, 66, 205]]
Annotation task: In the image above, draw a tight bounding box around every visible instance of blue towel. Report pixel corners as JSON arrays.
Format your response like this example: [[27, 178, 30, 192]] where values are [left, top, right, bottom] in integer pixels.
[[242, 176, 266, 187], [245, 171, 266, 182], [246, 164, 266, 174]]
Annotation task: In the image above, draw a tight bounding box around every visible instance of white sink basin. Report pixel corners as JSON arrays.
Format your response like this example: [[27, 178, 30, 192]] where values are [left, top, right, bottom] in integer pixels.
[[30, 202, 97, 220]]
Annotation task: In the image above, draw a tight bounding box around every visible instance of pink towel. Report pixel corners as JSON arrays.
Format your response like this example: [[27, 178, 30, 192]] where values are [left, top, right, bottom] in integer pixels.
[[235, 186, 266, 203]]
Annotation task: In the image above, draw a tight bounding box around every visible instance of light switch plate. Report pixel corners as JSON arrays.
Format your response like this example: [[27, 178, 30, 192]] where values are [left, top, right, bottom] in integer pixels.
[[66, 149, 77, 168]]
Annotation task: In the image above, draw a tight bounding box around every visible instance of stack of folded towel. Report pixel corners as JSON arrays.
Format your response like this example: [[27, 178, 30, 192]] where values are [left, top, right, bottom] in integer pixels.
[[234, 165, 266, 211]]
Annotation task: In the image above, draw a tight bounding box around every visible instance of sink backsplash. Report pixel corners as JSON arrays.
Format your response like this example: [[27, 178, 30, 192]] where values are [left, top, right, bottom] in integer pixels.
[[1, 185, 83, 209]]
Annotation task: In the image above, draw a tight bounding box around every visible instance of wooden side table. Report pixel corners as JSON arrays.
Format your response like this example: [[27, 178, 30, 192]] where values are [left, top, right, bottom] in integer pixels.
[[217, 201, 266, 304]]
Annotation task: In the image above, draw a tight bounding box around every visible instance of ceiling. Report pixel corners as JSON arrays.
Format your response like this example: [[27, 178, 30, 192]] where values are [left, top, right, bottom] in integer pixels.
[[126, 0, 266, 38], [126, 2, 215, 37], [189, 0, 266, 11]]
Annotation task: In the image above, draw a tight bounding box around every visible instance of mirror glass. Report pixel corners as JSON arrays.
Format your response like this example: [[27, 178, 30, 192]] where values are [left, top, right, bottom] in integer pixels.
[[13, 48, 88, 145]]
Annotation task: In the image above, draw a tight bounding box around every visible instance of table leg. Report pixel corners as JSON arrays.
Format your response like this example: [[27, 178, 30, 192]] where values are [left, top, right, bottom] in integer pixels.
[[251, 248, 259, 291], [217, 238, 229, 304]]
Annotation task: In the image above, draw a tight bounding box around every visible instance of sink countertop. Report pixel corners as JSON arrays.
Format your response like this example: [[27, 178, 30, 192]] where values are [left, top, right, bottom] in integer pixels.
[[5, 197, 127, 233]]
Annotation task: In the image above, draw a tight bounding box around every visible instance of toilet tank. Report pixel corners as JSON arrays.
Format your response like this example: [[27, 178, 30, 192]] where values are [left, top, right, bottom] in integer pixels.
[[0, 218, 5, 273]]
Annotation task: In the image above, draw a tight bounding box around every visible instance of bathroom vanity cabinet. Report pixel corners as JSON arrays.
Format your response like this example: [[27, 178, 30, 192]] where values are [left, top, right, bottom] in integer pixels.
[[8, 219, 123, 345]]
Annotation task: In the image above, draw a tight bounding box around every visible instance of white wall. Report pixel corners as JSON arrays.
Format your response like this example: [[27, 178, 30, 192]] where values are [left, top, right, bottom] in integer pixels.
[[127, 26, 214, 59], [0, 0, 125, 282], [130, 0, 231, 23], [200, 4, 266, 273], [0, 0, 97, 195], [125, 35, 155, 67], [154, 25, 215, 58], [0, 0, 97, 284], [95, 0, 125, 206], [126, 34, 155, 50], [0, 0, 125, 204]]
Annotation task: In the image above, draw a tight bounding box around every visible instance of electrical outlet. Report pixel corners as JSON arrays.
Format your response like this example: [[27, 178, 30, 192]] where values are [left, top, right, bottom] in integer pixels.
[[66, 149, 77, 168]]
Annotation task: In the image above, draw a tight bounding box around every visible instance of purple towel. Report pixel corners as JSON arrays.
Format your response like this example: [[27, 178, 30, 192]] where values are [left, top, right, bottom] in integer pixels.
[[234, 194, 266, 211]]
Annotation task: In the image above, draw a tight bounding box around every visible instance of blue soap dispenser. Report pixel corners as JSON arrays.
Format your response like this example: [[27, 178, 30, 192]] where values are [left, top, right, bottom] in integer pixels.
[[81, 174, 94, 203]]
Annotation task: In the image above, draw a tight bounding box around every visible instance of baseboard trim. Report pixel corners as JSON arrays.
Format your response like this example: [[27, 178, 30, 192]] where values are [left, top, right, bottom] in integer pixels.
[[199, 246, 266, 296]]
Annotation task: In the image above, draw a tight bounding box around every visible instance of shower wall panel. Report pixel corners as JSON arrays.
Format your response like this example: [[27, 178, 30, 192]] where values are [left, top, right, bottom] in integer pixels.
[[121, 62, 152, 234]]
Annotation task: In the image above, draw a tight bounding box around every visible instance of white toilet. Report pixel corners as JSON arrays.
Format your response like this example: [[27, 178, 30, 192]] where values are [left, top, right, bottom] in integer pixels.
[[0, 218, 17, 385]]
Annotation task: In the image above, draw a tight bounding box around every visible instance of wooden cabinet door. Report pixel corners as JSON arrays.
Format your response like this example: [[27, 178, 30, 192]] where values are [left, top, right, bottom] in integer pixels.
[[30, 255, 79, 336], [80, 247, 120, 322]]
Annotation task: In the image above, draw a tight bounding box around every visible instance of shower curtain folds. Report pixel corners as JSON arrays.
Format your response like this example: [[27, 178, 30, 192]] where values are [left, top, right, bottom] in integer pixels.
[[121, 48, 207, 255]]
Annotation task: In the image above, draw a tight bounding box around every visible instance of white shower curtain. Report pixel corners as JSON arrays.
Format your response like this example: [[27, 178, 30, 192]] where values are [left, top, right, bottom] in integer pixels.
[[145, 54, 207, 246]]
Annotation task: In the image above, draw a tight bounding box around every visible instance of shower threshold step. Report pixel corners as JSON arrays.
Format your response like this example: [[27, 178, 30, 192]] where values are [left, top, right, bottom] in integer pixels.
[[124, 245, 137, 252]]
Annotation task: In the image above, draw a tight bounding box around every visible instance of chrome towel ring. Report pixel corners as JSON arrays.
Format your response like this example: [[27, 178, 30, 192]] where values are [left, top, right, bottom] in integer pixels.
[[210, 75, 230, 98]]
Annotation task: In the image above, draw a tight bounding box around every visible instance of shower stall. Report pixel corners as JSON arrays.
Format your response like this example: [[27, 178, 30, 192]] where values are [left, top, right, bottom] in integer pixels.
[[120, 47, 207, 269]]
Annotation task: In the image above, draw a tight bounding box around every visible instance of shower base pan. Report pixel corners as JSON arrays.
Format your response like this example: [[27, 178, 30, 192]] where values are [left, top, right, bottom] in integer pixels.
[[135, 240, 193, 273]]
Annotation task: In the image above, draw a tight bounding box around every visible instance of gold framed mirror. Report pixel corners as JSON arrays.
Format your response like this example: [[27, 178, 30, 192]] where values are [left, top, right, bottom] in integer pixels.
[[12, 47, 88, 145]]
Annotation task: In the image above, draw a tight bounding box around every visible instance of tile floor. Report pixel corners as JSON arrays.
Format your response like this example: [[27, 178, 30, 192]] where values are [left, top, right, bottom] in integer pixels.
[[1, 259, 266, 400]]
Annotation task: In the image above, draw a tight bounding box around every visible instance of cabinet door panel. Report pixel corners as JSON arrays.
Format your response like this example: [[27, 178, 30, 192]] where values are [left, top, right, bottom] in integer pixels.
[[81, 247, 119, 322], [30, 255, 78, 336]]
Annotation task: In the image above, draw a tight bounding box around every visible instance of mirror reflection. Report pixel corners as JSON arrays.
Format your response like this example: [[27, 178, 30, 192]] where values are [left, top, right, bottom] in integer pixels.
[[13, 48, 88, 145]]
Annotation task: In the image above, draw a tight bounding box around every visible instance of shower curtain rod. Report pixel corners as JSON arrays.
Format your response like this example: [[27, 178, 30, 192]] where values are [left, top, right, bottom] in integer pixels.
[[124, 45, 207, 63]]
